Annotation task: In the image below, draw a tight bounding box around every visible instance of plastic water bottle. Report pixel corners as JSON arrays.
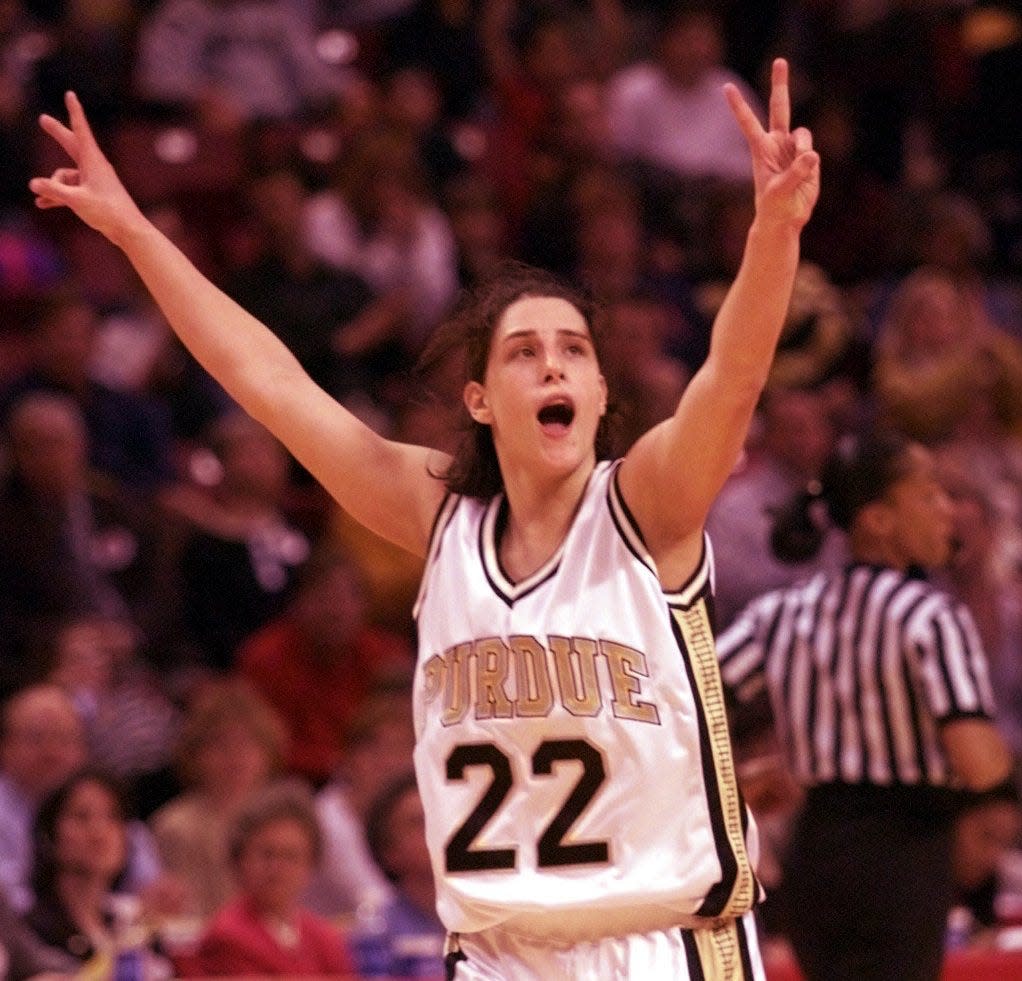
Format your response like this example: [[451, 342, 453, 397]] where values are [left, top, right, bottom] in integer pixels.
[[392, 932, 445, 978], [945, 905, 974, 951], [110, 894, 146, 981], [351, 893, 393, 977]]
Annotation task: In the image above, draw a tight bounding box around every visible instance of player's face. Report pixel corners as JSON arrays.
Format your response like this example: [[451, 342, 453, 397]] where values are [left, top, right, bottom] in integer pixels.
[[465, 295, 607, 479], [877, 446, 956, 570]]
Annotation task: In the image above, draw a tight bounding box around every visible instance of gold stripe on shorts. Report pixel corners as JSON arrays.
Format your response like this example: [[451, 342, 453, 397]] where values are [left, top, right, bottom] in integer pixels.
[[690, 919, 749, 981]]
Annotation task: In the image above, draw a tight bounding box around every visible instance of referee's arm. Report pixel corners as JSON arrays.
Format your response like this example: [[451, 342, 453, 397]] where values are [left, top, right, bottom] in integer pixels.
[[940, 719, 1012, 793], [918, 598, 1014, 793]]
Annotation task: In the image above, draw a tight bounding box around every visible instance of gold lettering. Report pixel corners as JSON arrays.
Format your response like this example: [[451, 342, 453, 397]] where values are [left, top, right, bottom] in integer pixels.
[[550, 636, 602, 717], [473, 637, 514, 720], [422, 654, 445, 704], [601, 640, 660, 725], [509, 636, 554, 717], [441, 642, 471, 727]]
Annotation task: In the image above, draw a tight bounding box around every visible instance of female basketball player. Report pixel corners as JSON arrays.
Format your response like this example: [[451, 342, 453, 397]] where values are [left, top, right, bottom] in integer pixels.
[[30, 57, 819, 979]]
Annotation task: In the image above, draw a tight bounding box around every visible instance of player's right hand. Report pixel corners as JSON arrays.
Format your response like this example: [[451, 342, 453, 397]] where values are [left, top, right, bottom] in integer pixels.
[[29, 90, 146, 246]]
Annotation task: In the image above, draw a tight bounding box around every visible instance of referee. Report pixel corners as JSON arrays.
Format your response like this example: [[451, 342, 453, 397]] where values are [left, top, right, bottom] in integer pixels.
[[717, 430, 1013, 981]]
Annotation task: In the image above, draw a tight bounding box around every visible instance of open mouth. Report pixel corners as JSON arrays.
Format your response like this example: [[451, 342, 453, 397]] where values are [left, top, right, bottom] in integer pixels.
[[537, 401, 575, 429]]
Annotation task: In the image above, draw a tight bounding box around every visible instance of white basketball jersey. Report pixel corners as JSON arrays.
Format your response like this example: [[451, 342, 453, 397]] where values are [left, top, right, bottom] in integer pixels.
[[413, 460, 759, 939]]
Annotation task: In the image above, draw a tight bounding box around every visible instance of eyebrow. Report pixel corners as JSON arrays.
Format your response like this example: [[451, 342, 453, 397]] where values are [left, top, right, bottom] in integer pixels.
[[500, 328, 593, 345]]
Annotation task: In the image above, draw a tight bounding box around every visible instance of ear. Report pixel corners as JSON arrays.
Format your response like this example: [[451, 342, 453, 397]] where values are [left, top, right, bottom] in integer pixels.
[[464, 380, 492, 425], [598, 374, 608, 416]]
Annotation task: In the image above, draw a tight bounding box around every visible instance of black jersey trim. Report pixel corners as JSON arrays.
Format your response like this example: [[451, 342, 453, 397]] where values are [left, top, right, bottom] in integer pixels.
[[413, 492, 458, 620], [475, 463, 608, 607], [607, 461, 714, 606], [607, 460, 658, 576]]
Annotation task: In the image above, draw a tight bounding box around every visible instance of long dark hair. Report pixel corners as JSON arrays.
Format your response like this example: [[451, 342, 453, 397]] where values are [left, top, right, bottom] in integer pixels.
[[771, 429, 916, 563], [417, 260, 618, 499], [31, 767, 130, 902], [364, 770, 419, 884]]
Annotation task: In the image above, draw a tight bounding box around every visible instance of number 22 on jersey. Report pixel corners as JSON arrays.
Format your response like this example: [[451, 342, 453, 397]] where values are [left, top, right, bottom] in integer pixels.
[[445, 738, 610, 873]]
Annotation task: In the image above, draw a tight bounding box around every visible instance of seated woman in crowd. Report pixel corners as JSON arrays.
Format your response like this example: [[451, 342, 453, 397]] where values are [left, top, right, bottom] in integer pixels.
[[24, 766, 170, 976], [362, 771, 445, 979], [306, 684, 415, 919], [178, 779, 353, 977], [149, 677, 288, 922], [872, 265, 1022, 447]]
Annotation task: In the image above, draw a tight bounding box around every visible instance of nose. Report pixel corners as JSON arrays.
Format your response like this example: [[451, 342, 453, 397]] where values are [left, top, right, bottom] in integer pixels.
[[542, 348, 565, 382]]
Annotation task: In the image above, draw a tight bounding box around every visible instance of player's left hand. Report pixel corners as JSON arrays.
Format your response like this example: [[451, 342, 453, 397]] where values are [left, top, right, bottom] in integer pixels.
[[725, 58, 819, 231]]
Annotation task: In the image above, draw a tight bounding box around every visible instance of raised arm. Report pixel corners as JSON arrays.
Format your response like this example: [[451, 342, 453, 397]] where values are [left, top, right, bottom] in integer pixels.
[[618, 59, 819, 582], [29, 93, 447, 556]]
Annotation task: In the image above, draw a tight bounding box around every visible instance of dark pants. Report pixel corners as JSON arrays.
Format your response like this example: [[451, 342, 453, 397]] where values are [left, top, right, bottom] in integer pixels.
[[779, 784, 956, 981]]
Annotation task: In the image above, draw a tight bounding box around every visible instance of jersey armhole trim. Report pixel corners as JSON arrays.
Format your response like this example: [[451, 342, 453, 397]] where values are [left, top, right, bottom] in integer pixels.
[[608, 459, 658, 576], [413, 491, 459, 620], [608, 461, 715, 608]]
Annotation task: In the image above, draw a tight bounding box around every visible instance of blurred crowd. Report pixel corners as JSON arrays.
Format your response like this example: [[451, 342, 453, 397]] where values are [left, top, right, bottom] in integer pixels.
[[0, 0, 1021, 977]]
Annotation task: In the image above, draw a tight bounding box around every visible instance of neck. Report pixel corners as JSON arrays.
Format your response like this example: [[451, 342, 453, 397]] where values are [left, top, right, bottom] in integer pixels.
[[498, 459, 595, 582], [849, 527, 909, 572], [58, 871, 112, 933]]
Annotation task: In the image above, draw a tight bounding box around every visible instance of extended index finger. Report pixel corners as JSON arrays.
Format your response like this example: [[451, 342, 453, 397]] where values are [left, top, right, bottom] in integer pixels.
[[768, 58, 791, 134], [723, 82, 764, 147]]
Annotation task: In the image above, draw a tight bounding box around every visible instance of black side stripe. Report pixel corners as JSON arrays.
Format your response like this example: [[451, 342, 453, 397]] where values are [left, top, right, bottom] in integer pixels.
[[737, 916, 756, 980], [682, 928, 705, 981], [413, 492, 458, 620], [444, 948, 467, 981]]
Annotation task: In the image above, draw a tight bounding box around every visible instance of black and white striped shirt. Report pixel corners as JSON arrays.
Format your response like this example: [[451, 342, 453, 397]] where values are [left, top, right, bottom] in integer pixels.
[[717, 563, 997, 788]]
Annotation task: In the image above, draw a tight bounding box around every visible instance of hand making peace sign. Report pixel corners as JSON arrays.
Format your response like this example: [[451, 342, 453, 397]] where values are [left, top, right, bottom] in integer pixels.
[[724, 58, 820, 231], [29, 90, 146, 247]]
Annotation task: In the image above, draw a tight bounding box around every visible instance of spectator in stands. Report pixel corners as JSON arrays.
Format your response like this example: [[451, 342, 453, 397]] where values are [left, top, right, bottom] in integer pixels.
[[443, 171, 512, 291], [0, 685, 87, 913], [604, 3, 759, 184], [181, 779, 354, 978], [0, 885, 77, 980], [0, 685, 171, 918], [378, 65, 468, 189], [598, 291, 688, 453], [937, 464, 1022, 763], [706, 385, 844, 631], [149, 678, 287, 920], [223, 167, 385, 408], [695, 179, 855, 393], [134, 0, 356, 128], [381, 0, 488, 122], [872, 265, 1022, 446], [177, 410, 311, 673], [24, 766, 172, 976], [477, 0, 629, 230], [0, 289, 177, 492], [306, 685, 415, 918], [237, 546, 413, 786], [0, 392, 174, 696], [44, 614, 180, 808], [362, 772, 445, 979], [303, 125, 460, 362]]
